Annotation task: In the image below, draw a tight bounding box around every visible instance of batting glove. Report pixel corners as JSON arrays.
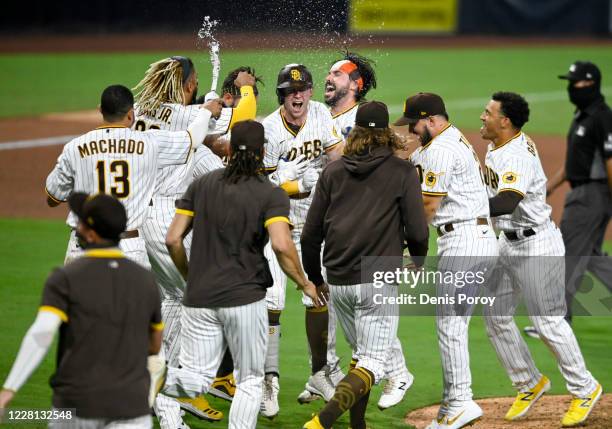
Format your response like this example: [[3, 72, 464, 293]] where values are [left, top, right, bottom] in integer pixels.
[[298, 167, 320, 193], [276, 154, 308, 183]]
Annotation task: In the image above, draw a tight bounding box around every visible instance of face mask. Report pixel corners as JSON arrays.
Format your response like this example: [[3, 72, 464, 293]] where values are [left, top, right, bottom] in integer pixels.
[[568, 83, 600, 110]]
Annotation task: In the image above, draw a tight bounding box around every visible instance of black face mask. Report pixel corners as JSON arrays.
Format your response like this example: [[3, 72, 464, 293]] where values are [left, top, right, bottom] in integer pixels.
[[568, 83, 600, 110]]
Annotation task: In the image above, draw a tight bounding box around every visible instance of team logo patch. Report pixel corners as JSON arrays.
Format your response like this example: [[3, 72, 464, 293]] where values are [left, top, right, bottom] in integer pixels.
[[605, 133, 612, 151], [576, 125, 586, 137], [290, 69, 302, 80], [425, 171, 438, 187], [502, 171, 518, 184]]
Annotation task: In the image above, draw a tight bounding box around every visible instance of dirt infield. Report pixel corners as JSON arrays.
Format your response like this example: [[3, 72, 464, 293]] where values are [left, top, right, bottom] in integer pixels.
[[406, 394, 612, 429]]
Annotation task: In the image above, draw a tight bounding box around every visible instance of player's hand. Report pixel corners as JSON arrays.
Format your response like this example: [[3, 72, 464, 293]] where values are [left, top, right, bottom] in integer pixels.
[[298, 167, 320, 193], [316, 282, 330, 305], [277, 155, 308, 183], [301, 281, 325, 307], [234, 70, 256, 88], [0, 388, 15, 417], [202, 99, 223, 119]]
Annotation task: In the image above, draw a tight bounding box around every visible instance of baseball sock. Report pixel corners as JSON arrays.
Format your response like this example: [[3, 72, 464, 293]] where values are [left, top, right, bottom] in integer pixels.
[[265, 310, 281, 377], [215, 348, 234, 378], [318, 367, 374, 429], [348, 358, 368, 429], [305, 306, 328, 374]]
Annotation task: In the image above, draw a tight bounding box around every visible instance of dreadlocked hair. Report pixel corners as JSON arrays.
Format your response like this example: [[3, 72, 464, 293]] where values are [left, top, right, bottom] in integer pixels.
[[133, 57, 191, 115], [221, 66, 263, 97], [222, 149, 265, 184], [344, 125, 402, 156], [340, 50, 377, 101]]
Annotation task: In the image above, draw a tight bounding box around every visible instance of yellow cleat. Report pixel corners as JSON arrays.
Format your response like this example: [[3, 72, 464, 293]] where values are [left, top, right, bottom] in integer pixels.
[[303, 414, 324, 429], [561, 383, 603, 427], [178, 395, 224, 422], [209, 373, 236, 402], [505, 375, 551, 421]]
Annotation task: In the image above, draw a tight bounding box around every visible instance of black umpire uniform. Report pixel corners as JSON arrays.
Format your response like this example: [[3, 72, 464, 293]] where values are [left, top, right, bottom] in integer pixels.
[[558, 61, 612, 320]]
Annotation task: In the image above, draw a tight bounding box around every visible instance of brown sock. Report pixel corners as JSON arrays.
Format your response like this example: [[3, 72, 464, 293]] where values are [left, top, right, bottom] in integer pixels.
[[305, 306, 328, 373], [215, 348, 234, 378], [349, 390, 370, 429], [318, 367, 374, 429]]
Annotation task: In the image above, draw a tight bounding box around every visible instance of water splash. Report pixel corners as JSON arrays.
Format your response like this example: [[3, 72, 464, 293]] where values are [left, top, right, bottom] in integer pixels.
[[198, 16, 221, 93]]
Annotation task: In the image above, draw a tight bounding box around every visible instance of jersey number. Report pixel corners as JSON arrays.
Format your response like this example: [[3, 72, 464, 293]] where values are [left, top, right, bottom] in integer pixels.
[[96, 160, 130, 198], [134, 120, 160, 131]]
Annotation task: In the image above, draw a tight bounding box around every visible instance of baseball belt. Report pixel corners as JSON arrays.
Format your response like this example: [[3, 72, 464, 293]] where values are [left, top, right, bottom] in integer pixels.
[[437, 217, 489, 237]]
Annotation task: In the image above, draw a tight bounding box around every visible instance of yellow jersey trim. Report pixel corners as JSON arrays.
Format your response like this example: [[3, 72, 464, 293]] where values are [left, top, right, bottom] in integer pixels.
[[422, 191, 447, 197], [150, 322, 165, 331], [84, 249, 125, 258], [325, 140, 343, 151], [491, 131, 522, 151], [39, 305, 68, 322], [332, 103, 358, 119], [419, 123, 452, 152], [264, 216, 292, 228], [175, 208, 194, 217], [45, 188, 65, 203], [280, 109, 306, 137], [95, 125, 128, 130], [498, 188, 525, 198]]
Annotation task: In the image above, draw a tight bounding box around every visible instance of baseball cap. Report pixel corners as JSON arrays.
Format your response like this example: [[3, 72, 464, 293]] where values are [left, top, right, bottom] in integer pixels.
[[558, 61, 601, 82], [68, 192, 127, 241], [230, 120, 265, 152], [355, 101, 389, 128], [394, 92, 447, 126]]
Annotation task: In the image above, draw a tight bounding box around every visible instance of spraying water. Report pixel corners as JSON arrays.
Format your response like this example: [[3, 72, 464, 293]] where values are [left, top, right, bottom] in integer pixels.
[[198, 16, 221, 99]]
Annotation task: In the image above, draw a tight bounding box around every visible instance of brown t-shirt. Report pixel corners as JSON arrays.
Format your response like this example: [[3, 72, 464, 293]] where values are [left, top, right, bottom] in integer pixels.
[[40, 247, 162, 419], [176, 169, 291, 308]]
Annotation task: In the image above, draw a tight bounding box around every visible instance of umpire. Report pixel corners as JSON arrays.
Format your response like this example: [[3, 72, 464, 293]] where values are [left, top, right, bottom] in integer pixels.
[[301, 101, 429, 429], [0, 193, 164, 428], [162, 120, 320, 429], [549, 61, 612, 322]]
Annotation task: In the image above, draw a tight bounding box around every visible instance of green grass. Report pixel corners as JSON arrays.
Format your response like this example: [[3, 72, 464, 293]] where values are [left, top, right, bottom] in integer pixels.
[[2, 46, 612, 134], [0, 218, 610, 428]]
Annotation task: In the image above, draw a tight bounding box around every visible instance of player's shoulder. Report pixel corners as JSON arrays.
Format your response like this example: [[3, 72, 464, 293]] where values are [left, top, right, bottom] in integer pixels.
[[309, 101, 333, 118], [262, 107, 283, 127]]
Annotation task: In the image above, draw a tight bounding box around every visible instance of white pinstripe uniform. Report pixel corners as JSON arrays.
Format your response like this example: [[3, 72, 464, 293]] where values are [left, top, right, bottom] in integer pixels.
[[133, 103, 226, 429], [483, 132, 598, 397], [45, 125, 197, 270], [410, 124, 499, 404], [332, 104, 411, 382], [262, 101, 342, 307]]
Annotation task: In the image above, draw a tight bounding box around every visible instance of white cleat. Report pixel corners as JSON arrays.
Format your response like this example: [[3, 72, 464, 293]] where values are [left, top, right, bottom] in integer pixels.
[[260, 374, 280, 419], [378, 372, 414, 410], [328, 364, 345, 387], [426, 400, 483, 429], [297, 365, 345, 404], [303, 366, 337, 402]]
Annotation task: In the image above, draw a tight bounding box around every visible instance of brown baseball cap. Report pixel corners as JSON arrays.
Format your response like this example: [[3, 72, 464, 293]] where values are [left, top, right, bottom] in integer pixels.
[[394, 92, 447, 126], [355, 101, 389, 129], [68, 192, 127, 241], [230, 120, 265, 152]]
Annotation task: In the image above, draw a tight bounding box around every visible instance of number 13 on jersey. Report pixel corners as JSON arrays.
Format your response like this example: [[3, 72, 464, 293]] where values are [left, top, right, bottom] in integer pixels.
[[96, 160, 130, 198]]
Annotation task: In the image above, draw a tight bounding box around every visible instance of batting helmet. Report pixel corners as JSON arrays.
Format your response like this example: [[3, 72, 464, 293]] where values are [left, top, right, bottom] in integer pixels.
[[276, 64, 313, 104]]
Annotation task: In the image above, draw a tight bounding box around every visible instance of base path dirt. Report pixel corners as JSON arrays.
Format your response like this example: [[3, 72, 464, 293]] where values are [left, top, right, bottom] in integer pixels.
[[406, 394, 612, 429]]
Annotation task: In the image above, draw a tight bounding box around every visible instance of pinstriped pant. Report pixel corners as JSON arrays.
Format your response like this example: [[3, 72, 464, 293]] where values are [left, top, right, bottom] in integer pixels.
[[484, 222, 598, 397], [163, 300, 268, 429]]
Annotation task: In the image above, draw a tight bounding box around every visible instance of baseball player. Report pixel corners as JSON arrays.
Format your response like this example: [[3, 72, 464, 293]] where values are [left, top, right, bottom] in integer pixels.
[[397, 92, 499, 429], [321, 51, 416, 411], [132, 57, 257, 426], [45, 84, 218, 269], [162, 120, 322, 429], [259, 63, 344, 418], [480, 91, 602, 427], [301, 101, 429, 429], [0, 193, 163, 428]]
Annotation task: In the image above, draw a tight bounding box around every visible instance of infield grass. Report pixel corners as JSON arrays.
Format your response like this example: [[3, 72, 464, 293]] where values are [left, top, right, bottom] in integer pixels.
[[0, 218, 610, 428], [1, 46, 612, 134]]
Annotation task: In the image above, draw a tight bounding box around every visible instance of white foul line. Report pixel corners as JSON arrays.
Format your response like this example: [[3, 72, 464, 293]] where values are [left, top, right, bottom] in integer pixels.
[[2, 86, 611, 151]]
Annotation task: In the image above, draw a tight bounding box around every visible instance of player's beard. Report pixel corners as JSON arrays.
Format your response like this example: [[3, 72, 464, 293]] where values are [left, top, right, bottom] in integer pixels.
[[324, 82, 349, 107], [419, 127, 433, 146]]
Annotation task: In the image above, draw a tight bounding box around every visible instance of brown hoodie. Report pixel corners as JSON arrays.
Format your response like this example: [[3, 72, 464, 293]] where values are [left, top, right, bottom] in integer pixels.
[[301, 146, 429, 286]]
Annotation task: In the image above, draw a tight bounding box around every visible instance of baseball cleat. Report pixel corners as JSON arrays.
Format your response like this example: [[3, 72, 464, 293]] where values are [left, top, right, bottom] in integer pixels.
[[427, 400, 482, 429], [178, 396, 223, 422], [523, 326, 541, 339], [303, 366, 337, 402], [297, 388, 322, 404], [378, 371, 414, 410], [328, 364, 345, 387], [303, 414, 324, 429], [505, 375, 550, 421], [561, 383, 602, 427], [209, 373, 235, 402], [260, 373, 280, 419]]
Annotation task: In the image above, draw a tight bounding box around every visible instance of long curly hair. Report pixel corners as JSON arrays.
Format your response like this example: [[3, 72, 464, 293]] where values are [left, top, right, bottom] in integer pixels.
[[133, 57, 193, 115], [334, 50, 377, 101], [344, 125, 402, 156]]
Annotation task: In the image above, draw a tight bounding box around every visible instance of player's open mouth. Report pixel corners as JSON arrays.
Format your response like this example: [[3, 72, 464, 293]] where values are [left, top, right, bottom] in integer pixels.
[[292, 101, 303, 109], [325, 82, 336, 94]]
